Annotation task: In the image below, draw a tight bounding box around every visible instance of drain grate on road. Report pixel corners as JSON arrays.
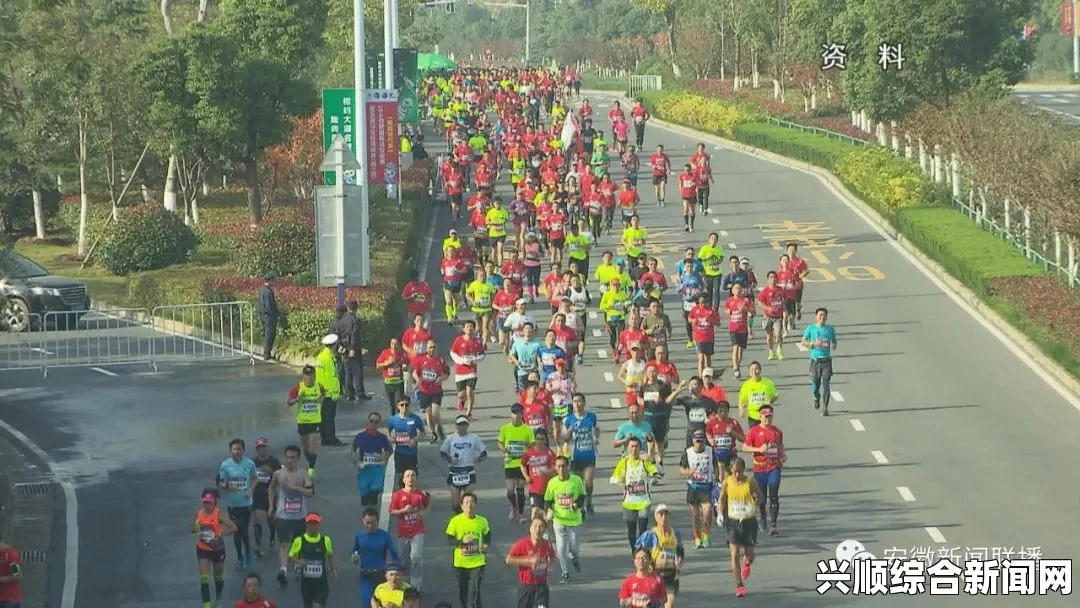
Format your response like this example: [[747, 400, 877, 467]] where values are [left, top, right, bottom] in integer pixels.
[[14, 482, 54, 497], [19, 549, 47, 563]]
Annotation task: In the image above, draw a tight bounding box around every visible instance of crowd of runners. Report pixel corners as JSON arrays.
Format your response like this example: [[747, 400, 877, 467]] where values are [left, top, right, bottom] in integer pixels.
[[191, 65, 840, 608]]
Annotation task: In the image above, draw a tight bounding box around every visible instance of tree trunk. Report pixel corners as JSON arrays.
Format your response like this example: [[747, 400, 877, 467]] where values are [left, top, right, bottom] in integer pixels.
[[733, 40, 741, 89], [243, 158, 263, 226], [751, 46, 759, 88], [31, 189, 46, 239], [191, 195, 201, 225], [161, 0, 175, 36], [164, 154, 178, 212], [197, 0, 211, 23], [665, 5, 681, 78], [76, 115, 89, 258]]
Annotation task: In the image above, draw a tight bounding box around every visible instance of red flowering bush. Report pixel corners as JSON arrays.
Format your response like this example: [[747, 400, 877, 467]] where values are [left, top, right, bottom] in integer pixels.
[[988, 275, 1080, 377]]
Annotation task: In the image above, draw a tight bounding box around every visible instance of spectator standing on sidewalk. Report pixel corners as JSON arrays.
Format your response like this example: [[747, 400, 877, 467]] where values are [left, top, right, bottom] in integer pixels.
[[334, 301, 373, 402], [316, 334, 345, 447], [257, 274, 279, 360], [0, 531, 22, 608]]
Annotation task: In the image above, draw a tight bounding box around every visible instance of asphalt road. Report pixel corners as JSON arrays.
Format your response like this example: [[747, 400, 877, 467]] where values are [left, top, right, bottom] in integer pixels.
[[2, 97, 1079, 607], [1012, 87, 1080, 123]]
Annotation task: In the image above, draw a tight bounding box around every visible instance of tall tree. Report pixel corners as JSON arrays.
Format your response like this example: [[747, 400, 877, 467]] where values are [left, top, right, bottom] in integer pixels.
[[629, 0, 685, 76]]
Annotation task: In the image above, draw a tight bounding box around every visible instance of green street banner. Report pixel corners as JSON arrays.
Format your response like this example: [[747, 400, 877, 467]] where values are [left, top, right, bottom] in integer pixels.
[[322, 88, 357, 186], [393, 48, 420, 124]]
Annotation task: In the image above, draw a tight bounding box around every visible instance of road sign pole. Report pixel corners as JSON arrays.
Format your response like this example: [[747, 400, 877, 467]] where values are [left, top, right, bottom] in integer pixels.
[[1073, 0, 1079, 77], [354, 0, 371, 285], [334, 140, 347, 309], [384, 0, 395, 91]]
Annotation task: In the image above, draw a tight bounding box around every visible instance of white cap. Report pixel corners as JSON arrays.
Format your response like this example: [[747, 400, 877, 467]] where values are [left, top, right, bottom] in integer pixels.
[[654, 503, 670, 513], [515, 298, 527, 305], [701, 367, 714, 377], [322, 334, 339, 346]]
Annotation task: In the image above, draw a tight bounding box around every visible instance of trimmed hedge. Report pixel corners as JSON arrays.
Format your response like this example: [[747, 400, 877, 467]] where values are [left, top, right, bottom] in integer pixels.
[[730, 123, 855, 170], [235, 217, 318, 277], [98, 205, 198, 275]]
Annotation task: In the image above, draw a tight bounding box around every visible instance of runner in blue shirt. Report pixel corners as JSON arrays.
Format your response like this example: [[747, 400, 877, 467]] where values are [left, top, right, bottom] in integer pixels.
[[217, 438, 258, 570], [562, 393, 600, 514], [674, 247, 705, 278], [800, 307, 838, 416], [351, 412, 393, 507], [509, 323, 541, 391], [387, 399, 426, 487], [537, 329, 568, 383], [613, 403, 658, 462]]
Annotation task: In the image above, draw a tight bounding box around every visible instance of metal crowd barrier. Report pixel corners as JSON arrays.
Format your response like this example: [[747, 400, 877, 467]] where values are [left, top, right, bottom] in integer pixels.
[[0, 302, 256, 376], [0, 313, 45, 372]]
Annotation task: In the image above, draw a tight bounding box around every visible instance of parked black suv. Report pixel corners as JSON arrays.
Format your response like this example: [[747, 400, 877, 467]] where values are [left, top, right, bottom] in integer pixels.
[[1, 252, 91, 332]]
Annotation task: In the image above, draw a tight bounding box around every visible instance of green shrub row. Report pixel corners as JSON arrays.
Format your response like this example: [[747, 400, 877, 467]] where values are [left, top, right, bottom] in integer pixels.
[[99, 206, 198, 276]]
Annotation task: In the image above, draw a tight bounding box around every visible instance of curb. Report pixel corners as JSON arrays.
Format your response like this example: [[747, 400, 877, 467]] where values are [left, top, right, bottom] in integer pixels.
[[588, 89, 1080, 404]]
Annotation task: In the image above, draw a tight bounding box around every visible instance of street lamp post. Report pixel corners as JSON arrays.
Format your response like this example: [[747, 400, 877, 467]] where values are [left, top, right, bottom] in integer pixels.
[[353, 0, 371, 288], [1073, 0, 1079, 78]]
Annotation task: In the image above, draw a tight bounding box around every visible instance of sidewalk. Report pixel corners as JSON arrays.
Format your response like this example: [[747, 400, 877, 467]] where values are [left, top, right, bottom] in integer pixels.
[[0, 429, 57, 608]]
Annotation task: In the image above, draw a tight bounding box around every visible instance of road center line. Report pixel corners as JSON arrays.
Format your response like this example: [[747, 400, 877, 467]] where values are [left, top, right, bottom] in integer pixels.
[[849, 419, 866, 432], [603, 372, 615, 382], [831, 391, 845, 402], [871, 450, 889, 464], [597, 349, 608, 359], [592, 328, 603, 338], [925, 527, 948, 543], [897, 486, 917, 502], [711, 218, 720, 225], [588, 311, 598, 320], [90, 367, 118, 377], [728, 243, 738, 250], [610, 397, 623, 409], [719, 230, 728, 236]]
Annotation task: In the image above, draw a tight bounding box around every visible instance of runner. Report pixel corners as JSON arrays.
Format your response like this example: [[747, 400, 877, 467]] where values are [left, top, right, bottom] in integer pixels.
[[544, 358, 576, 445], [646, 344, 681, 392], [387, 399, 425, 488], [705, 402, 745, 482], [719, 456, 763, 598], [776, 254, 797, 336], [638, 368, 689, 472], [269, 445, 314, 588], [466, 268, 497, 343], [538, 329, 568, 383], [786, 242, 810, 322], [679, 430, 720, 549], [700, 368, 728, 404], [234, 572, 278, 608], [648, 145, 671, 206], [506, 517, 557, 605], [371, 564, 414, 608], [440, 415, 489, 513], [543, 455, 586, 583], [494, 281, 520, 355], [697, 234, 725, 309], [561, 393, 599, 513], [687, 294, 721, 378], [351, 412, 392, 508], [351, 508, 399, 608], [522, 429, 558, 522], [801, 307, 838, 415], [412, 339, 450, 444], [634, 505, 684, 608], [251, 438, 280, 559], [695, 154, 714, 215], [611, 437, 662, 554], [723, 283, 756, 380], [618, 549, 667, 608], [450, 320, 488, 418], [287, 513, 337, 608], [499, 404, 536, 523], [193, 489, 237, 608], [737, 361, 780, 429], [622, 215, 647, 261], [286, 365, 325, 478], [618, 179, 640, 228], [757, 271, 786, 360], [600, 278, 629, 361], [440, 246, 467, 325], [445, 493, 492, 608], [677, 163, 697, 233], [565, 222, 592, 280], [508, 322, 541, 391], [217, 439, 257, 571], [400, 269, 433, 328], [519, 380, 554, 437], [388, 469, 430, 593], [376, 337, 409, 413], [486, 196, 511, 264], [742, 405, 785, 536]]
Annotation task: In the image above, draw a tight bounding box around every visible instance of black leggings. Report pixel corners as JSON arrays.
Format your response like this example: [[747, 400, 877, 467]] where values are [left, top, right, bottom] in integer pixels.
[[456, 565, 486, 608], [384, 383, 405, 415], [705, 275, 723, 309], [525, 265, 542, 288], [607, 318, 625, 350], [757, 485, 780, 528], [228, 506, 252, 559], [625, 514, 649, 551], [683, 311, 693, 341], [589, 213, 603, 238]]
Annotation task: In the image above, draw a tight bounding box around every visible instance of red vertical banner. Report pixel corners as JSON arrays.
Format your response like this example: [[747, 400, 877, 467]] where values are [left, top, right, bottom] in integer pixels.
[[364, 90, 400, 184], [1064, 0, 1075, 37]]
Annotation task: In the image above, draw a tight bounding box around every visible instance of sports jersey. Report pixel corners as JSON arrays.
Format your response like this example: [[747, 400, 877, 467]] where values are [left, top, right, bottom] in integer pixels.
[[449, 334, 486, 381], [563, 410, 599, 461], [386, 413, 425, 456], [218, 457, 257, 509], [498, 423, 535, 470]]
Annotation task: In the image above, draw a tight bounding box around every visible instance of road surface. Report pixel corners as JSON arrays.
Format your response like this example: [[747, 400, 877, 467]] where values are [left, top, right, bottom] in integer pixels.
[[2, 96, 1078, 607], [1012, 86, 1080, 123]]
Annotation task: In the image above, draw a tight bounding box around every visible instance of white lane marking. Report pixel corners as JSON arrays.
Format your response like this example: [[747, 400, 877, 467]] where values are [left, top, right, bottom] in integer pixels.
[[1064, 93, 1078, 98], [831, 391, 845, 402], [728, 243, 737, 250], [29, 347, 56, 355], [795, 342, 808, 352], [719, 230, 728, 237], [871, 450, 889, 464], [711, 218, 720, 225], [925, 527, 948, 543], [592, 328, 603, 337], [597, 349, 608, 359], [610, 397, 623, 409], [849, 419, 866, 432], [897, 486, 917, 502], [0, 418, 79, 608], [603, 372, 615, 382], [589, 311, 598, 320], [90, 367, 118, 377]]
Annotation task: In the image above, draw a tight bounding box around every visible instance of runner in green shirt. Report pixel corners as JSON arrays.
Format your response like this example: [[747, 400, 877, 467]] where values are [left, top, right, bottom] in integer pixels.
[[698, 232, 726, 309], [543, 456, 586, 582], [445, 492, 491, 607], [499, 405, 536, 522]]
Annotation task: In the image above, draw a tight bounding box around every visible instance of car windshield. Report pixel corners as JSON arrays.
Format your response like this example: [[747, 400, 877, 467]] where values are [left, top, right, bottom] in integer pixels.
[[0, 253, 50, 279]]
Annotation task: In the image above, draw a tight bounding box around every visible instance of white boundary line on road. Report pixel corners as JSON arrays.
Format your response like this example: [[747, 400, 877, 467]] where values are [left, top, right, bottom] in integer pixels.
[[849, 419, 866, 432], [896, 486, 917, 502], [871, 450, 889, 464], [89, 367, 118, 377], [0, 418, 78, 608], [925, 527, 948, 543]]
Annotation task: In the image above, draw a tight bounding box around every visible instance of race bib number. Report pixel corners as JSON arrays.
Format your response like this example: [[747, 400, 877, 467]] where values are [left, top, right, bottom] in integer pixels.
[[714, 435, 733, 449], [519, 359, 536, 371], [403, 511, 421, 525], [301, 401, 319, 413], [574, 434, 594, 452], [422, 369, 438, 382], [394, 432, 413, 445], [229, 479, 248, 492], [451, 473, 472, 487], [750, 393, 765, 405], [691, 468, 710, 482], [765, 445, 780, 459], [283, 497, 303, 514], [729, 500, 755, 520], [557, 494, 574, 509], [573, 301, 586, 312], [688, 408, 707, 423], [634, 116, 644, 124], [643, 391, 660, 403], [508, 442, 526, 457], [656, 549, 677, 568], [362, 454, 381, 465], [461, 540, 480, 556], [627, 480, 646, 496], [256, 470, 271, 483], [413, 294, 427, 303], [302, 561, 324, 578], [476, 296, 491, 307], [200, 528, 216, 543]]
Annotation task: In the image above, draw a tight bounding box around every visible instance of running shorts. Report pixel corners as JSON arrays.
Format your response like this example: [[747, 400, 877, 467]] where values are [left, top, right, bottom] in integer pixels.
[[729, 332, 748, 349], [456, 378, 478, 391], [417, 391, 443, 410], [504, 468, 525, 481], [275, 518, 306, 544], [652, 174, 667, 185], [297, 423, 320, 436], [695, 341, 714, 356], [196, 547, 226, 562], [686, 486, 712, 505], [728, 518, 758, 546]]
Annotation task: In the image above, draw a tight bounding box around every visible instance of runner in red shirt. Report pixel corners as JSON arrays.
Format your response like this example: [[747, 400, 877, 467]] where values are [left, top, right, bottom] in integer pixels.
[[387, 468, 430, 590], [543, 264, 566, 315], [519, 380, 553, 436], [687, 293, 721, 378], [234, 572, 278, 608], [630, 98, 650, 148], [701, 368, 729, 404], [506, 518, 558, 606], [646, 345, 680, 390], [546, 207, 568, 265], [705, 401, 745, 479], [618, 180, 640, 228], [618, 319, 651, 362], [469, 206, 489, 260], [401, 313, 433, 370], [586, 188, 605, 237], [775, 255, 798, 337], [742, 405, 785, 535], [618, 550, 668, 607], [440, 246, 467, 325], [723, 283, 755, 380], [449, 320, 487, 417], [400, 270, 432, 327], [757, 271, 786, 360], [648, 145, 671, 206], [785, 242, 810, 324], [375, 337, 409, 408], [521, 430, 557, 520], [695, 154, 714, 215], [445, 165, 465, 220], [411, 339, 449, 444], [0, 534, 22, 608], [597, 175, 618, 231], [677, 163, 697, 233], [501, 251, 527, 297]]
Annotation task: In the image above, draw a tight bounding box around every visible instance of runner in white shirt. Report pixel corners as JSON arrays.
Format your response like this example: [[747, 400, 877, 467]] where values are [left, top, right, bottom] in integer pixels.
[[502, 299, 534, 343], [439, 415, 489, 514]]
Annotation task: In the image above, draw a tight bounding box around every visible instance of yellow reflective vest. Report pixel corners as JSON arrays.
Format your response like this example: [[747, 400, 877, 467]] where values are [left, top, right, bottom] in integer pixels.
[[315, 347, 341, 400]]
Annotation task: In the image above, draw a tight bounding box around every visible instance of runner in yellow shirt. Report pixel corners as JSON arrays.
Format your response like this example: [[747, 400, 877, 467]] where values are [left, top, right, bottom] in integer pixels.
[[622, 215, 647, 260], [465, 268, 497, 344], [485, 197, 510, 265]]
